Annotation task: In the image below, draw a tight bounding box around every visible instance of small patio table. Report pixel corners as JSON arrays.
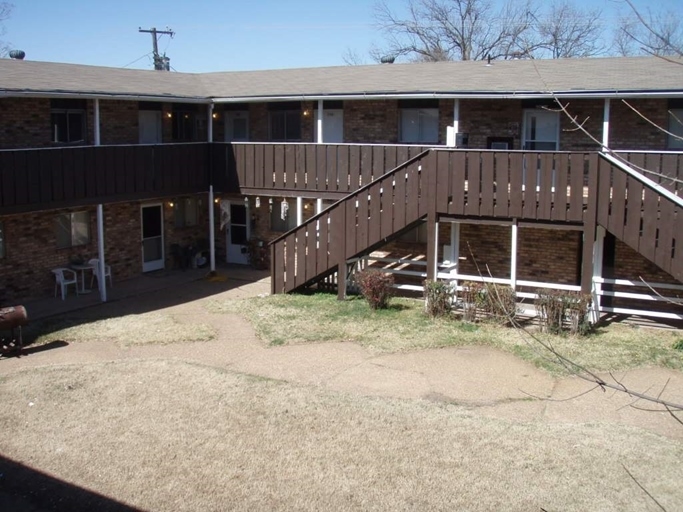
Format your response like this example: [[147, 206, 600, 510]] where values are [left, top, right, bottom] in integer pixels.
[[70, 263, 94, 294]]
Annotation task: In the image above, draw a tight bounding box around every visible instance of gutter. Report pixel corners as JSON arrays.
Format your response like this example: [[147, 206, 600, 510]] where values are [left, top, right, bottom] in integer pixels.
[[211, 90, 683, 103], [0, 90, 210, 103]]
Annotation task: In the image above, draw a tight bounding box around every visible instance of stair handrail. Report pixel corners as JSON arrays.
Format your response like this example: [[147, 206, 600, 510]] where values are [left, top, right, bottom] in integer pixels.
[[600, 151, 683, 208], [268, 149, 433, 246]]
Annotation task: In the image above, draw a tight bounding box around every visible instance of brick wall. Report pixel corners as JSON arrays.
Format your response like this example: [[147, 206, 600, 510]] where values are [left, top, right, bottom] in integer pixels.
[[0, 97, 52, 149], [558, 100, 603, 151], [344, 100, 399, 143], [459, 99, 523, 149], [609, 99, 668, 150], [0, 194, 216, 302], [96, 100, 139, 145]]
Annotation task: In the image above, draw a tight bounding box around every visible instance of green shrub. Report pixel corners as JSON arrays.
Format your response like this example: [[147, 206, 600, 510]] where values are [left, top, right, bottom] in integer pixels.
[[673, 339, 683, 351], [423, 280, 454, 318], [355, 269, 394, 310]]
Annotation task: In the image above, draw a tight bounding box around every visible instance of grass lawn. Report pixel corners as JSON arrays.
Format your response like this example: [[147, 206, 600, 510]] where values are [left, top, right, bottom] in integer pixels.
[[206, 292, 683, 374]]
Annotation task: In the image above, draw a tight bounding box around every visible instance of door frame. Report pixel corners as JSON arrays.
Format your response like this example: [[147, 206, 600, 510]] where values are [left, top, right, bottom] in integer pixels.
[[521, 109, 560, 151], [224, 200, 251, 265], [141, 203, 165, 272]]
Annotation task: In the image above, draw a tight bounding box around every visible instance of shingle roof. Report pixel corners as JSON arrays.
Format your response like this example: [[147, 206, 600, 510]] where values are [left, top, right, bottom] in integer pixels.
[[1, 56, 682, 102]]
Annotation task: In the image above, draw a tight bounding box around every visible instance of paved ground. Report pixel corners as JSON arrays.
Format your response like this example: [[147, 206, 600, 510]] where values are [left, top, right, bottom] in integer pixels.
[[2, 269, 682, 442]]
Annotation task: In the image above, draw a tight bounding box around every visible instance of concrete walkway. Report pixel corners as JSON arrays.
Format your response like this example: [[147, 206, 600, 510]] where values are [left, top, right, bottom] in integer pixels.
[[2, 269, 682, 442]]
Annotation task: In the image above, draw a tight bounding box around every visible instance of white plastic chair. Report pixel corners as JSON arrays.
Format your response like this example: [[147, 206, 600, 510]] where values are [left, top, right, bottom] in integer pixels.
[[52, 268, 79, 300], [88, 258, 112, 289]]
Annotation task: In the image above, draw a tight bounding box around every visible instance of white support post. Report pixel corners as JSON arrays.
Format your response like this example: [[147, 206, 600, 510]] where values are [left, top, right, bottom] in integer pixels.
[[447, 99, 460, 148], [316, 99, 324, 144], [510, 219, 518, 291], [602, 98, 610, 149], [96, 204, 107, 302], [209, 185, 216, 272], [432, 220, 440, 279], [94, 98, 101, 146], [316, 198, 323, 214], [590, 226, 606, 323], [296, 197, 303, 226], [208, 104, 214, 142], [450, 222, 460, 299]]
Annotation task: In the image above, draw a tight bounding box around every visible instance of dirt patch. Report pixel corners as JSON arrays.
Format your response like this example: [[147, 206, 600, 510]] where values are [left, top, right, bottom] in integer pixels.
[[1, 360, 682, 512]]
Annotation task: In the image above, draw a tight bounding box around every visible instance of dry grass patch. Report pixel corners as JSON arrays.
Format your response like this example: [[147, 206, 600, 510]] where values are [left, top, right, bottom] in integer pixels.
[[28, 312, 215, 347], [1, 360, 682, 511], [206, 293, 683, 374]]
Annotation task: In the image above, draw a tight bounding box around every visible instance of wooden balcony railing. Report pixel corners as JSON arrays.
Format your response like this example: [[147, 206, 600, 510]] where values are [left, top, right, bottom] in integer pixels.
[[0, 143, 210, 215], [212, 142, 429, 198]]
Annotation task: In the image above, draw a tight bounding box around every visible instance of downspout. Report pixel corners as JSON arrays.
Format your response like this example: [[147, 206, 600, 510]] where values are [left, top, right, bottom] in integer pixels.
[[94, 98, 107, 302], [208, 104, 216, 273]]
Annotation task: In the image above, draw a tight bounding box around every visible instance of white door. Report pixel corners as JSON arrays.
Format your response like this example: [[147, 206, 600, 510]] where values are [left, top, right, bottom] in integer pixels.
[[141, 204, 164, 272], [225, 201, 250, 265], [313, 109, 344, 143], [225, 111, 249, 141], [139, 111, 162, 144], [522, 110, 559, 150]]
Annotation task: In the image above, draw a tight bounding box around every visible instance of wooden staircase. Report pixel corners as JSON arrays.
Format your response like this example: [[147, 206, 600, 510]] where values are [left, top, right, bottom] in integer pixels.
[[270, 149, 682, 295]]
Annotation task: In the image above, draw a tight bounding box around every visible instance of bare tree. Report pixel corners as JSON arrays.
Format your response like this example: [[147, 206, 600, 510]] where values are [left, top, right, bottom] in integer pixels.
[[370, 0, 608, 62], [372, 0, 538, 62], [533, 0, 605, 58], [614, 0, 683, 58], [0, 2, 12, 58]]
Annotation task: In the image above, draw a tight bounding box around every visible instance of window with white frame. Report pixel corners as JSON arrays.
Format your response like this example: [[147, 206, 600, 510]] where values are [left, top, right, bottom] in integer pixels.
[[0, 222, 5, 258], [174, 197, 199, 227], [270, 198, 297, 232], [51, 99, 86, 144], [668, 109, 683, 149], [55, 211, 90, 249], [399, 99, 439, 144]]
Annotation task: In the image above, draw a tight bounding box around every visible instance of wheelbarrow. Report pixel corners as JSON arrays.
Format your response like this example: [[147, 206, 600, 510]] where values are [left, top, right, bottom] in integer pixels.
[[0, 306, 28, 356]]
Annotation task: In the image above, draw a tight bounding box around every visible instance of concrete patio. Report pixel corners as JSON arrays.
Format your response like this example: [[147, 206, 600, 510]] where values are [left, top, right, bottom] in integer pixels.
[[15, 264, 270, 322]]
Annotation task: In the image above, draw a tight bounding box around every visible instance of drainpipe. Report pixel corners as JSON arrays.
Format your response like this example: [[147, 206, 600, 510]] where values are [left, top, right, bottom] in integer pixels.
[[209, 185, 216, 272], [94, 98, 107, 302], [208, 104, 214, 142]]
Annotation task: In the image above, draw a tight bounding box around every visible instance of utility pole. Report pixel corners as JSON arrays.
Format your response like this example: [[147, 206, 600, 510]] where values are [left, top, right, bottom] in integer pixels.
[[138, 27, 174, 71]]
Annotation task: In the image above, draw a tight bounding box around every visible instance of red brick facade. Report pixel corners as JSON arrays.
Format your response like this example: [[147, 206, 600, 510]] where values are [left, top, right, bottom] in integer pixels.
[[1, 95, 681, 303]]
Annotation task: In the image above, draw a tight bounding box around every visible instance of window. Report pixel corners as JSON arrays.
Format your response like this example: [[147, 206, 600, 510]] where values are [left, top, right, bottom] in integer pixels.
[[55, 211, 90, 248], [174, 197, 199, 227], [268, 102, 302, 141], [668, 109, 683, 149], [172, 104, 205, 142], [0, 222, 5, 258], [270, 111, 302, 141], [400, 109, 439, 143], [270, 199, 297, 232], [399, 99, 439, 144], [51, 99, 86, 144]]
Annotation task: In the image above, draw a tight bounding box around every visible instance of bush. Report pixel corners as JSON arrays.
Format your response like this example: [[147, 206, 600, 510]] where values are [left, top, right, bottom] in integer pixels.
[[460, 281, 484, 322], [673, 339, 683, 351], [424, 280, 454, 318], [536, 290, 592, 335], [355, 269, 394, 310], [480, 284, 517, 324]]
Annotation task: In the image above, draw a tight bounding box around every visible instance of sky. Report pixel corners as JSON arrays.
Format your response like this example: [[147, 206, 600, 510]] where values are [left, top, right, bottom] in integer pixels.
[[2, 0, 682, 73]]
